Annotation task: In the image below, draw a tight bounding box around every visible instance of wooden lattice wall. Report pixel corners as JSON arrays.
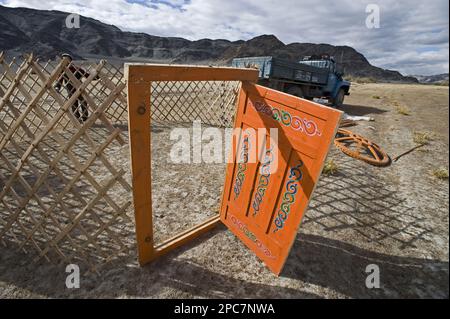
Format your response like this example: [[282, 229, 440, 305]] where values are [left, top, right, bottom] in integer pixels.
[[0, 53, 242, 273], [0, 53, 134, 273]]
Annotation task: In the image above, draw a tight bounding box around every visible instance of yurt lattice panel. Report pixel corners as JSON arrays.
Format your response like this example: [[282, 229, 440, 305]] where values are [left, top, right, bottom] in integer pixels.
[[0, 53, 134, 273]]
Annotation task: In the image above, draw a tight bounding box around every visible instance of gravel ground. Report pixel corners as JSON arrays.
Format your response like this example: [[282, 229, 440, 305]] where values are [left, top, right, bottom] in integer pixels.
[[0, 83, 448, 298]]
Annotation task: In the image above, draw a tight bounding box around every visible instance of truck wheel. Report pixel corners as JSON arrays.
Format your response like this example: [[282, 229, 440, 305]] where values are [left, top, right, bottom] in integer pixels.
[[333, 89, 346, 108], [286, 86, 304, 99]]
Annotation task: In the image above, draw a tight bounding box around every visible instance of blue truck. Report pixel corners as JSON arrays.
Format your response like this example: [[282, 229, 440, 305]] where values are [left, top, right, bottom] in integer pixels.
[[231, 54, 350, 107]]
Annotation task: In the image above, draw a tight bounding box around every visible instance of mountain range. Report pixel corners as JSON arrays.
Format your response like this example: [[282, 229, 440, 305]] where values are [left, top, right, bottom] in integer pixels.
[[413, 73, 449, 84], [0, 5, 421, 83]]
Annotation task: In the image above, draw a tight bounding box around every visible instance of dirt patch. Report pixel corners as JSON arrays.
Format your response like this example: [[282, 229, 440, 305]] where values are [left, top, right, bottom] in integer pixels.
[[0, 83, 448, 298]]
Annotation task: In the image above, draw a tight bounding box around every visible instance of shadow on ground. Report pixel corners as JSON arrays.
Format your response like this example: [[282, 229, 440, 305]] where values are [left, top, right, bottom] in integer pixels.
[[0, 151, 447, 299], [283, 234, 448, 298], [0, 227, 315, 299], [281, 151, 448, 298], [1, 226, 447, 298], [340, 103, 387, 116]]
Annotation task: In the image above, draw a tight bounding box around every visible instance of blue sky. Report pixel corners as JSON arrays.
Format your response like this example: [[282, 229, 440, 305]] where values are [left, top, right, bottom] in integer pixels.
[[1, 0, 448, 75]]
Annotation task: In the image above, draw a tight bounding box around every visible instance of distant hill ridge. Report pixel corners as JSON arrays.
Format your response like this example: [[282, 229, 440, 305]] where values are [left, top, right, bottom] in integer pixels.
[[413, 73, 449, 84], [0, 4, 418, 83]]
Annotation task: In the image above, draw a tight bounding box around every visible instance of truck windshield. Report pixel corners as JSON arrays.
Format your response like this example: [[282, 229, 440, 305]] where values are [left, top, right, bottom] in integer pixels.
[[298, 60, 331, 69]]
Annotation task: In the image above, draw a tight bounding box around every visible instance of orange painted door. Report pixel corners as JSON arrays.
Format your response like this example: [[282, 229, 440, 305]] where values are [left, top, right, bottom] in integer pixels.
[[220, 82, 342, 275]]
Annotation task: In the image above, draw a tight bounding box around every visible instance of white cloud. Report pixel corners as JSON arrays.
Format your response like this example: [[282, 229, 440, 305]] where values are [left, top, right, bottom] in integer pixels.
[[1, 0, 448, 75]]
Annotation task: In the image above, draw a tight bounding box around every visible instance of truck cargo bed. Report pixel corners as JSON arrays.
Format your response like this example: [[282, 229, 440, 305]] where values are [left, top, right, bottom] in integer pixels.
[[231, 56, 329, 85]]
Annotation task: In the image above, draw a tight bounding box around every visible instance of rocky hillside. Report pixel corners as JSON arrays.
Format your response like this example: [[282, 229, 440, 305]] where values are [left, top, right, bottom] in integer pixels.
[[413, 73, 449, 84], [0, 5, 418, 83]]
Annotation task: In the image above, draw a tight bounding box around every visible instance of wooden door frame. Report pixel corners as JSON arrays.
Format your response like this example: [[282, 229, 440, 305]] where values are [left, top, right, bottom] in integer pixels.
[[126, 63, 258, 265]]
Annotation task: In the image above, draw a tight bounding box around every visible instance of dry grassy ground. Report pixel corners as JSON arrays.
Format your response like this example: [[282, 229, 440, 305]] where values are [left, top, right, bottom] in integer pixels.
[[0, 83, 448, 298]]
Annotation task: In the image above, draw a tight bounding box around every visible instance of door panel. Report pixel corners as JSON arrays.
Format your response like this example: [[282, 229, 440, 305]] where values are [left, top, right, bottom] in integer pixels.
[[220, 82, 342, 275]]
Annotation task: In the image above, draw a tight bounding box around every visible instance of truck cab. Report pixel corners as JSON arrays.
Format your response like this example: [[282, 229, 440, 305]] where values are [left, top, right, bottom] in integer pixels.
[[297, 55, 350, 107]]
